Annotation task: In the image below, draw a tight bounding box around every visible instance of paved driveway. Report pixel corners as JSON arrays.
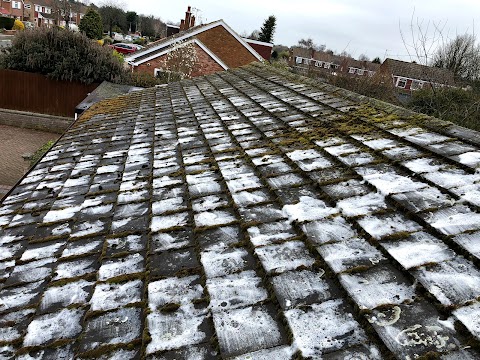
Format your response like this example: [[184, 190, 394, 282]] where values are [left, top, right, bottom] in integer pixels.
[[0, 124, 58, 198]]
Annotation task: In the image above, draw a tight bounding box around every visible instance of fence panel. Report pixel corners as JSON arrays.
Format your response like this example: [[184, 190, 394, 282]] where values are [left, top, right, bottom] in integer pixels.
[[0, 69, 98, 117]]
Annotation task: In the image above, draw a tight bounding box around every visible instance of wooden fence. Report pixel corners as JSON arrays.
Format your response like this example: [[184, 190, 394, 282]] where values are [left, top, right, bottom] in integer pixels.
[[0, 69, 98, 117]]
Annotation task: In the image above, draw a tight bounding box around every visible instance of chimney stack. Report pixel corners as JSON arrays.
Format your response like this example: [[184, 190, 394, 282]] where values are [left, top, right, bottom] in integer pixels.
[[180, 6, 195, 31], [190, 15, 195, 28]]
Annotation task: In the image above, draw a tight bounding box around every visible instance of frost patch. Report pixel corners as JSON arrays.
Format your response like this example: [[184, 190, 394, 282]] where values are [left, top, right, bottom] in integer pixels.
[[23, 308, 83, 346], [255, 241, 315, 274], [336, 192, 388, 217], [151, 212, 189, 232], [382, 232, 455, 269], [40, 279, 93, 311], [207, 271, 268, 311], [146, 311, 207, 354], [90, 279, 143, 311], [453, 302, 480, 340], [285, 299, 366, 357], [282, 196, 337, 223], [148, 275, 203, 311], [213, 306, 284, 357], [98, 253, 144, 281], [194, 210, 237, 227], [272, 269, 331, 309], [339, 265, 415, 310]]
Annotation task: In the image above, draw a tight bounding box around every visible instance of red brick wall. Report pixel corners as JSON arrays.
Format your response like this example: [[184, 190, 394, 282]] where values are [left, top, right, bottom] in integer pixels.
[[134, 43, 225, 77], [196, 25, 259, 68], [245, 42, 272, 60]]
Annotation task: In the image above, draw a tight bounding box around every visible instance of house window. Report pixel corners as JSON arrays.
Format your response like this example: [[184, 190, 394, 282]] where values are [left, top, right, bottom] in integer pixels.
[[303, 58, 310, 65], [323, 62, 330, 69], [411, 80, 424, 90], [35, 5, 41, 11], [295, 57, 302, 64], [12, 1, 21, 9], [348, 67, 356, 74], [357, 69, 365, 75], [25, 3, 31, 9], [332, 64, 339, 69], [396, 77, 407, 88]]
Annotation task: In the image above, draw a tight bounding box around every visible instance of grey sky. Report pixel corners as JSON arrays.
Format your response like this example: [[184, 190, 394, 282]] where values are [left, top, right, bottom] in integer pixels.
[[125, 0, 479, 61]]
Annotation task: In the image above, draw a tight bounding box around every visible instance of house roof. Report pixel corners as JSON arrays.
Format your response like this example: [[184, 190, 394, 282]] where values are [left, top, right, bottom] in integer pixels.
[[125, 19, 264, 66], [383, 58, 456, 85], [1, 63, 480, 359]]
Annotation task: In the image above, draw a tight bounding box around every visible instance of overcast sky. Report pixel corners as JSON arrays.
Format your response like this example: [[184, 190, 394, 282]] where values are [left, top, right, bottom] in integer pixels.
[[124, 0, 479, 61]]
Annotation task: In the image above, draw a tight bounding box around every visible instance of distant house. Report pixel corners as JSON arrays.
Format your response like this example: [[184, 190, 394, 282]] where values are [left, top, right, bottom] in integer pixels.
[[29, 0, 55, 27], [380, 58, 456, 90], [125, 7, 264, 78], [290, 47, 380, 77], [1, 0, 28, 20]]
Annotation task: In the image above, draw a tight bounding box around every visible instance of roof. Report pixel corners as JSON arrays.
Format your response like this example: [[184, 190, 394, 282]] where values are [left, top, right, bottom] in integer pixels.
[[125, 19, 264, 66], [1, 63, 480, 359], [75, 81, 143, 115], [383, 58, 456, 85], [292, 48, 380, 71]]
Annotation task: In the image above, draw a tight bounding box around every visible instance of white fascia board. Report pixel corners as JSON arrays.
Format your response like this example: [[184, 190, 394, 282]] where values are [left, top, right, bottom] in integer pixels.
[[129, 39, 229, 71], [126, 19, 264, 64], [242, 38, 274, 47]]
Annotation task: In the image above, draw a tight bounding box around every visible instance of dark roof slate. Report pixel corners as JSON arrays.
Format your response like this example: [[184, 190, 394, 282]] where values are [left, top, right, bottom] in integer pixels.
[[1, 63, 480, 359]]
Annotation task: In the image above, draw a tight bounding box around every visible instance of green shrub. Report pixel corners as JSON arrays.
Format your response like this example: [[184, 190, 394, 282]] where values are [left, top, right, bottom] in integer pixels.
[[79, 9, 103, 40], [30, 140, 55, 166], [123, 71, 167, 87], [0, 17, 15, 30], [2, 27, 126, 84], [408, 87, 480, 131], [133, 37, 146, 45]]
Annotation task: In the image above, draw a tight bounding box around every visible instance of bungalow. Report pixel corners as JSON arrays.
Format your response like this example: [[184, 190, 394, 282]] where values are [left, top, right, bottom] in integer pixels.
[[380, 58, 456, 90], [125, 6, 264, 78]]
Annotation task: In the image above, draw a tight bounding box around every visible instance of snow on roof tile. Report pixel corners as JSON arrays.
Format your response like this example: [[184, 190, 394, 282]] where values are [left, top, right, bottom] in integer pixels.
[[1, 63, 480, 358]]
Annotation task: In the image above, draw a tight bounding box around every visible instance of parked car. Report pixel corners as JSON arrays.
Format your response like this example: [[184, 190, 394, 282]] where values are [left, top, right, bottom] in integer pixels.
[[124, 35, 132, 42], [133, 44, 144, 51], [109, 43, 137, 54]]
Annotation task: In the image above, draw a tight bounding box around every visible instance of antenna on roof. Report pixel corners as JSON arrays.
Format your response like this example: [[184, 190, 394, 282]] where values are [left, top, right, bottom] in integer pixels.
[[192, 7, 203, 24]]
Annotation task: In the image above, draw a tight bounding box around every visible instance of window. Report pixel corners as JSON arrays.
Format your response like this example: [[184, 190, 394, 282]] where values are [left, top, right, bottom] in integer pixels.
[[348, 67, 356, 74], [25, 3, 31, 9], [323, 62, 330, 69], [396, 77, 407, 88], [411, 80, 424, 90], [12, 1, 21, 9], [303, 58, 310, 65], [357, 69, 365, 75], [332, 64, 339, 69], [35, 5, 41, 11], [295, 57, 302, 64]]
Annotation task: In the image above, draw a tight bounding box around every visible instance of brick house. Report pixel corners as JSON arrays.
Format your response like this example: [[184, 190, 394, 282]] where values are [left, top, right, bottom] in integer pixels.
[[125, 7, 264, 78], [0, 0, 30, 20], [380, 58, 456, 91], [290, 47, 380, 77], [29, 0, 55, 27]]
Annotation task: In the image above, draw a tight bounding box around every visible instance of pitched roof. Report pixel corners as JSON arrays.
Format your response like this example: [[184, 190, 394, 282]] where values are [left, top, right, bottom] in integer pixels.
[[125, 19, 264, 66], [383, 58, 456, 84], [1, 63, 480, 359]]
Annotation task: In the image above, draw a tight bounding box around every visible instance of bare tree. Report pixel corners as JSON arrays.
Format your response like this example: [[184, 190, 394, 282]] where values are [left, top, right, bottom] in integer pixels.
[[296, 38, 326, 52], [433, 34, 480, 81]]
